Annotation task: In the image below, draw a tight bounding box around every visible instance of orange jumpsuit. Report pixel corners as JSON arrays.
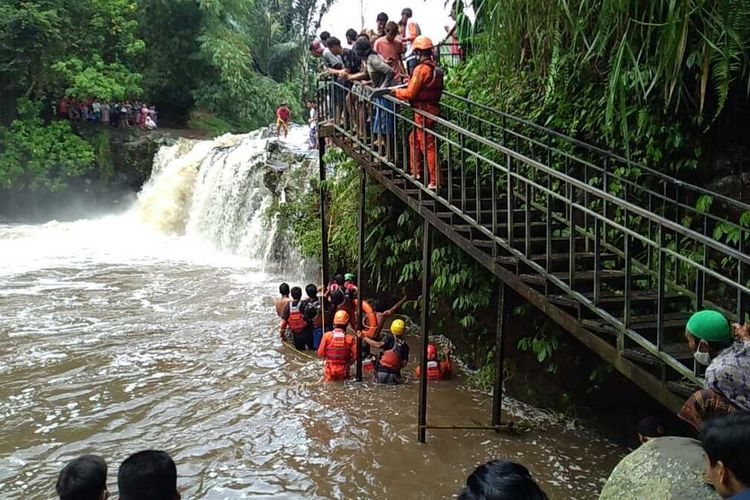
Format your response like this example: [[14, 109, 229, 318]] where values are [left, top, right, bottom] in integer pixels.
[[394, 60, 443, 187], [317, 328, 357, 381], [415, 357, 453, 380]]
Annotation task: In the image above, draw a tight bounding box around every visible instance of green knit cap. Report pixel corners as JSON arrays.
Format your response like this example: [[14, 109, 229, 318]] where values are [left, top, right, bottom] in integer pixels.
[[686, 310, 731, 342]]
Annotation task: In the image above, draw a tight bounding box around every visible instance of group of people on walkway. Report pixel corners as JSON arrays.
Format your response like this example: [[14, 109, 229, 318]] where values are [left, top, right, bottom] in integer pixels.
[[309, 8, 446, 189], [275, 275, 452, 384], [56, 97, 158, 130]]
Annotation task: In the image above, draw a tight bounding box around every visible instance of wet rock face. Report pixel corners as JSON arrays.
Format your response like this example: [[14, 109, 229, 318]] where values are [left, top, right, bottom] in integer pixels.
[[599, 437, 720, 500]]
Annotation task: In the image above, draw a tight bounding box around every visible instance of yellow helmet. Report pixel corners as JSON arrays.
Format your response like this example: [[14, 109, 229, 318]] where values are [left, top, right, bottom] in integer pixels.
[[390, 319, 405, 336]]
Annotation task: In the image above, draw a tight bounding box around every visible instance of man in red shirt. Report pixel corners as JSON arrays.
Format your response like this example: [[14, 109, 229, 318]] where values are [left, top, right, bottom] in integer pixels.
[[374, 21, 405, 83], [276, 103, 291, 138]]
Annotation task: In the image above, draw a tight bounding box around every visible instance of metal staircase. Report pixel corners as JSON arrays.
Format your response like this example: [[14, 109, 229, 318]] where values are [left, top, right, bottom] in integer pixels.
[[316, 79, 750, 414]]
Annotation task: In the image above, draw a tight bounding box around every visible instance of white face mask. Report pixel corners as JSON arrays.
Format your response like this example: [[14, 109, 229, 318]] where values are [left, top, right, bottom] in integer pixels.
[[693, 340, 712, 366]]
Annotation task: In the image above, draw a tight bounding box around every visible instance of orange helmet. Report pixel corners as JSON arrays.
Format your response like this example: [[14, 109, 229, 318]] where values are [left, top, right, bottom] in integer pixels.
[[427, 344, 438, 360], [412, 36, 434, 52], [333, 310, 349, 326]]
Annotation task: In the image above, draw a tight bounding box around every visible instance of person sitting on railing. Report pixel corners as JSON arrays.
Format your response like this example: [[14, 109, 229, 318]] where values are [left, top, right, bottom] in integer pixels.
[[679, 310, 750, 431], [391, 36, 444, 189], [346, 37, 396, 152]]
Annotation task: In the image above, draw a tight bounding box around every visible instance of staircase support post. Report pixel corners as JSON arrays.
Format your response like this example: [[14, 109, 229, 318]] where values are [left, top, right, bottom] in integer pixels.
[[418, 221, 432, 443], [356, 168, 366, 382], [318, 137, 330, 288], [492, 283, 507, 428]]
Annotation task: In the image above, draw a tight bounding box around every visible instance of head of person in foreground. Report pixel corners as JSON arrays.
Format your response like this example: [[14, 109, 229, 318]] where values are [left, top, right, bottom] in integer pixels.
[[458, 459, 548, 500], [118, 450, 180, 500], [701, 412, 750, 498]]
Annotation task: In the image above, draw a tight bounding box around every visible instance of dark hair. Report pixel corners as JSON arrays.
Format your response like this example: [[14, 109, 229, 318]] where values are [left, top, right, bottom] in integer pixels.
[[701, 412, 750, 486], [56, 455, 107, 500], [401, 7, 413, 17], [330, 288, 345, 306], [458, 460, 548, 500], [305, 284, 318, 299], [319, 31, 330, 41], [333, 274, 345, 285], [353, 37, 372, 59], [386, 21, 400, 36], [117, 450, 177, 500], [279, 283, 290, 296], [326, 36, 341, 48], [345, 29, 358, 42], [291, 286, 302, 300], [638, 416, 665, 438], [376, 12, 388, 23]]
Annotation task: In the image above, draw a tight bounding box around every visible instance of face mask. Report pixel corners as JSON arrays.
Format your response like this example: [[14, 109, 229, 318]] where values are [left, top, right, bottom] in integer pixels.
[[693, 340, 711, 366]]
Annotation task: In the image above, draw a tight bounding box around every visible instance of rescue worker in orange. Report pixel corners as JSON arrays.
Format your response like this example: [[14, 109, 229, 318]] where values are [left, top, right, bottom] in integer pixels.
[[361, 319, 409, 384], [392, 35, 444, 190], [415, 344, 453, 380], [317, 310, 358, 381]]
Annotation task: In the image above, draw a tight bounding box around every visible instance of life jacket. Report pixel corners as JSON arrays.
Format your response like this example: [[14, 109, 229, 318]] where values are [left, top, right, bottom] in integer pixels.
[[353, 299, 378, 338], [287, 301, 308, 334], [413, 61, 444, 104], [325, 329, 351, 365], [426, 359, 441, 380], [379, 338, 405, 371]]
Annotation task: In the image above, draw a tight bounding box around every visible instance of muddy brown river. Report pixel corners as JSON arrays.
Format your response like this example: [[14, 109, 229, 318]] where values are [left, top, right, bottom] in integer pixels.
[[0, 131, 624, 498], [0, 218, 625, 499]]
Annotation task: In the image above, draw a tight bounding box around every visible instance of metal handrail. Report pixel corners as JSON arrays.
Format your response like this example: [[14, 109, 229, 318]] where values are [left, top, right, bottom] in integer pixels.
[[317, 78, 749, 389], [443, 91, 750, 214]]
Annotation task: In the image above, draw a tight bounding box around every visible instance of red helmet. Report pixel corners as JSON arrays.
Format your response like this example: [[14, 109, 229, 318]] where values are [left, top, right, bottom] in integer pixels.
[[333, 310, 349, 326], [427, 344, 438, 360]]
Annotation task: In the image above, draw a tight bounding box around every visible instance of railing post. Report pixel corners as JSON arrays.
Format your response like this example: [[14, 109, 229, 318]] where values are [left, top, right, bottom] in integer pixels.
[[356, 168, 366, 382], [545, 175, 552, 295], [695, 216, 708, 311], [656, 227, 666, 354], [568, 182, 576, 288], [418, 220, 432, 443], [593, 217, 601, 305], [507, 156, 514, 248], [319, 136, 330, 288], [492, 282, 507, 428], [738, 231, 747, 322]]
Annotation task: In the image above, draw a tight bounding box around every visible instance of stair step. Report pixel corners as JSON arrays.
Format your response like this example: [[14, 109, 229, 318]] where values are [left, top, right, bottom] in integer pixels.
[[548, 290, 690, 309], [666, 380, 700, 397], [520, 269, 649, 286], [622, 343, 694, 367], [581, 312, 692, 334], [496, 252, 617, 266]]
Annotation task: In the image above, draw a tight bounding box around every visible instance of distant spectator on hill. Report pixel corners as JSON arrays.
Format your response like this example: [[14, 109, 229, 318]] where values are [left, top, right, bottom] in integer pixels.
[[56, 455, 108, 500]]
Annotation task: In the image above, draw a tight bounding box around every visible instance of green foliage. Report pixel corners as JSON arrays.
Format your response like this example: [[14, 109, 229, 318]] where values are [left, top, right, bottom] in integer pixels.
[[0, 99, 94, 192], [454, 0, 750, 173]]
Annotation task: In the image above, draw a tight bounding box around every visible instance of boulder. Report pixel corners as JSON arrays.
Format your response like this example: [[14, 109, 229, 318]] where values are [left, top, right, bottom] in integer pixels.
[[599, 437, 720, 500]]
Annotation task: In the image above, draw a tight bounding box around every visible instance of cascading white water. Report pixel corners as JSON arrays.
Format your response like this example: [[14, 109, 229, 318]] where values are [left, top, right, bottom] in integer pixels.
[[135, 127, 310, 260]]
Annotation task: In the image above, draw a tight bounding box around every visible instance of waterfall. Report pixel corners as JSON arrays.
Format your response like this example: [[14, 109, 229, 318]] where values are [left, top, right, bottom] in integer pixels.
[[133, 127, 312, 261]]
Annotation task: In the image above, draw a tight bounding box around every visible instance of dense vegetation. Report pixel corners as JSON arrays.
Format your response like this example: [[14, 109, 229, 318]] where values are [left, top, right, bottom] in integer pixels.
[[0, 0, 324, 193], [455, 0, 750, 176]]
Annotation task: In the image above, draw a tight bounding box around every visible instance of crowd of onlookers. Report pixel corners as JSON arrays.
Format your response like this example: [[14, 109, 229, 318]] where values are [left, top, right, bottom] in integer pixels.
[[55, 97, 158, 130]]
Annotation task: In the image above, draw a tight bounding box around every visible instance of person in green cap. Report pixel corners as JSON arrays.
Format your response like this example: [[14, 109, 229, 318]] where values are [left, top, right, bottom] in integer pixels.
[[343, 272, 358, 301], [679, 310, 750, 431]]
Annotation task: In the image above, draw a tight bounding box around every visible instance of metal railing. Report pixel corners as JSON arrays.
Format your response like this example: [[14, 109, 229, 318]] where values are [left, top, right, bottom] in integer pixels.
[[316, 77, 750, 390]]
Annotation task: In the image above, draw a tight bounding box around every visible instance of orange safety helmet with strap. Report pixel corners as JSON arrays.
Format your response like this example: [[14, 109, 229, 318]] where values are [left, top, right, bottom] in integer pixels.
[[333, 309, 349, 326], [287, 301, 308, 334], [325, 328, 352, 365]]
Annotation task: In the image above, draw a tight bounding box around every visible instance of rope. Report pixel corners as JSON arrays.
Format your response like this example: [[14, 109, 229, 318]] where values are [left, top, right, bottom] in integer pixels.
[[281, 338, 321, 362]]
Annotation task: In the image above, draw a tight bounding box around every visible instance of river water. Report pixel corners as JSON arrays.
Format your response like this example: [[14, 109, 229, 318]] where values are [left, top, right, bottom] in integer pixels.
[[0, 129, 624, 498]]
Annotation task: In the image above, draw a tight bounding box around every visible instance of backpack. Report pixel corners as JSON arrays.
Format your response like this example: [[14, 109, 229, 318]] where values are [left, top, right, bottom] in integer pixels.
[[287, 301, 308, 334], [303, 298, 322, 322]]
